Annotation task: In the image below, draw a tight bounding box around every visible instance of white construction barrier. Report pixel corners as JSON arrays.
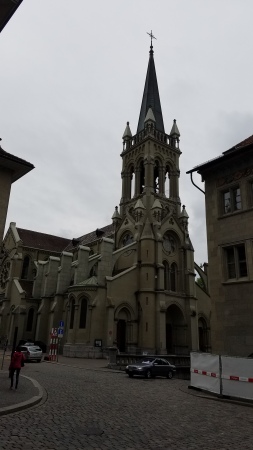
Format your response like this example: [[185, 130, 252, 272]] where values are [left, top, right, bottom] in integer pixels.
[[221, 356, 253, 401], [190, 352, 253, 401], [190, 352, 220, 395]]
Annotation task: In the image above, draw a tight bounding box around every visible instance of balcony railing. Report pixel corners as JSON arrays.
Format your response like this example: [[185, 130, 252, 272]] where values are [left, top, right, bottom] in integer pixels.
[[123, 124, 180, 152]]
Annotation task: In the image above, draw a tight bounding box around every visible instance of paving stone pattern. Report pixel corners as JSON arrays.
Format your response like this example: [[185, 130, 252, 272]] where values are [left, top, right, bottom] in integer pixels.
[[0, 371, 39, 409], [0, 362, 253, 449]]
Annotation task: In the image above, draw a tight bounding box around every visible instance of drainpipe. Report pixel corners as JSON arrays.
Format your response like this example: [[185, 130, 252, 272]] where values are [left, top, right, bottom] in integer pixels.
[[189, 172, 205, 195]]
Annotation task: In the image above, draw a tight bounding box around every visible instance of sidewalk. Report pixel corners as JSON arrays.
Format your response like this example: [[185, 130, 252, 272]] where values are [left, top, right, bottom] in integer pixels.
[[0, 351, 43, 416], [44, 355, 122, 372], [0, 371, 43, 416]]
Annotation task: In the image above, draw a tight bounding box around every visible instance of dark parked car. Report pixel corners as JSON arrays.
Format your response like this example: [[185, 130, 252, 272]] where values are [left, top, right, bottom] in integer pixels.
[[126, 357, 176, 379]]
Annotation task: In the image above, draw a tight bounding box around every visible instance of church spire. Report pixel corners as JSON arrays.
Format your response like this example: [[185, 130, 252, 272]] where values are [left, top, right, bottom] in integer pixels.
[[137, 37, 164, 134]]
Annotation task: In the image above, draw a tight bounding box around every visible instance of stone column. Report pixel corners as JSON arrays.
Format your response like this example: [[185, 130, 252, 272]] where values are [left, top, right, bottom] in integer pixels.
[[156, 306, 167, 354], [74, 246, 90, 284], [106, 304, 115, 347], [143, 146, 155, 195], [135, 168, 140, 196], [56, 252, 73, 294], [159, 165, 165, 195]]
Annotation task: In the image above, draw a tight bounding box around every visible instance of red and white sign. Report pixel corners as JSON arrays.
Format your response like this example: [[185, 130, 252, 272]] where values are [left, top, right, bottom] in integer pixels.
[[48, 328, 59, 361]]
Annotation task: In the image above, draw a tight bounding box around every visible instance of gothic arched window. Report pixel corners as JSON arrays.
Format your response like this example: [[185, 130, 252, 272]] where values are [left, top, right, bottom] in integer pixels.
[[165, 164, 171, 197], [69, 299, 75, 329], [154, 160, 160, 194], [79, 298, 88, 329], [21, 255, 30, 279], [121, 232, 134, 257], [26, 308, 34, 332], [130, 165, 135, 199], [163, 233, 176, 255], [122, 233, 134, 247], [90, 263, 98, 277]]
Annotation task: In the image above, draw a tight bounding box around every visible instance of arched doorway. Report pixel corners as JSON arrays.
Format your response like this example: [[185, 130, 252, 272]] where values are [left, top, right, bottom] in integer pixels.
[[116, 307, 131, 353], [117, 320, 126, 352], [166, 304, 186, 354], [198, 317, 208, 352]]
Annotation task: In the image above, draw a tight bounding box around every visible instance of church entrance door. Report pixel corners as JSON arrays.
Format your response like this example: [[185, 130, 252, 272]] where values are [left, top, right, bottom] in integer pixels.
[[198, 317, 208, 352], [166, 324, 173, 353], [166, 305, 186, 355], [117, 320, 126, 352]]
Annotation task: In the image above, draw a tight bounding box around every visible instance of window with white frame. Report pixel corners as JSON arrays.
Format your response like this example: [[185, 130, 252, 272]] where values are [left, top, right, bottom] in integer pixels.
[[222, 186, 241, 214], [224, 244, 247, 279]]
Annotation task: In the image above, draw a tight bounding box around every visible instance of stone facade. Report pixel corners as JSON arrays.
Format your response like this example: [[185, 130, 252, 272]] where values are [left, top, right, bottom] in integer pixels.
[[0, 145, 34, 243], [0, 223, 70, 348], [0, 45, 211, 356], [189, 135, 253, 356]]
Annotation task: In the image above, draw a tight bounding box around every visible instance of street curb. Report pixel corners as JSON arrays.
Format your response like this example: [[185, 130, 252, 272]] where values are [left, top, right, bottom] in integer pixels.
[[181, 385, 253, 408], [0, 373, 44, 416], [43, 360, 123, 373]]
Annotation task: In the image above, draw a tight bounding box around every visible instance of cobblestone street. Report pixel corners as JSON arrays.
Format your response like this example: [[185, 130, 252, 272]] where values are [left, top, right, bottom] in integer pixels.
[[0, 361, 253, 449]]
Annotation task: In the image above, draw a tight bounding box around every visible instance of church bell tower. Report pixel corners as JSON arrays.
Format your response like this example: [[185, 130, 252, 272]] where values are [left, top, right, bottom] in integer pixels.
[[112, 39, 197, 354]]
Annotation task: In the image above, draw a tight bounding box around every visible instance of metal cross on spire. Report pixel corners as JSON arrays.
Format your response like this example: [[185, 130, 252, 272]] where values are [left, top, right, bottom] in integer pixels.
[[147, 30, 157, 47]]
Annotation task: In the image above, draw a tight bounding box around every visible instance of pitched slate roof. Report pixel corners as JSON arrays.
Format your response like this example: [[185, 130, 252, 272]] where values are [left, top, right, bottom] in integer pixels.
[[187, 133, 253, 175], [17, 228, 71, 253], [65, 224, 114, 252], [226, 134, 253, 152], [137, 46, 164, 134]]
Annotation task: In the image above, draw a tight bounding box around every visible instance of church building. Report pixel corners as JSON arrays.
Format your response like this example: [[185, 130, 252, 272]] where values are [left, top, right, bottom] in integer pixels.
[[0, 43, 211, 356]]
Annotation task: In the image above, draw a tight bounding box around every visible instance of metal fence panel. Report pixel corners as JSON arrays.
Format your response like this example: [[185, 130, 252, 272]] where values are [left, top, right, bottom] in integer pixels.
[[221, 356, 253, 400], [190, 352, 220, 394]]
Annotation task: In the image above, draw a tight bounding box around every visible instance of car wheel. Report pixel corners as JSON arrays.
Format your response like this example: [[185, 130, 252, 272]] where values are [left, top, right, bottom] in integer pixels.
[[145, 369, 152, 379], [167, 370, 173, 379], [37, 359, 41, 363], [128, 373, 134, 378]]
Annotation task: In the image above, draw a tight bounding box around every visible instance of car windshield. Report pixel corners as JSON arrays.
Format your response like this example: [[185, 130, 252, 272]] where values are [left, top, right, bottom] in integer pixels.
[[141, 358, 155, 364], [28, 346, 41, 351]]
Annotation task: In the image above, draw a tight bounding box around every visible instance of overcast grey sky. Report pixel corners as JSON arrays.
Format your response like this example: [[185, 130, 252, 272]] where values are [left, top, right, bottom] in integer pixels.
[[1, 0, 253, 265]]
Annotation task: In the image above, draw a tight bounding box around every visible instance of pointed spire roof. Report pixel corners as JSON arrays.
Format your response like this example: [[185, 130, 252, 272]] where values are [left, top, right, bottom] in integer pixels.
[[144, 107, 156, 124], [180, 205, 189, 219], [122, 121, 132, 139], [151, 199, 162, 210], [112, 206, 121, 221], [134, 199, 146, 210], [137, 45, 164, 134], [170, 119, 180, 136]]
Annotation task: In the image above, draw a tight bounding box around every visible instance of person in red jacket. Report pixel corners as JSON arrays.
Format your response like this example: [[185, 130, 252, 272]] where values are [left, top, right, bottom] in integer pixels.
[[9, 346, 25, 390]]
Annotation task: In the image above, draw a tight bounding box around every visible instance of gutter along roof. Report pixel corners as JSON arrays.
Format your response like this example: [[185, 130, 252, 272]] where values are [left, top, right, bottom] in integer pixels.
[[187, 134, 253, 176]]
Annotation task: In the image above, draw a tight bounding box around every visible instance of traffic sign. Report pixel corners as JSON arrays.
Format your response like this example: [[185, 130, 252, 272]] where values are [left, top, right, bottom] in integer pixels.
[[58, 328, 64, 338], [59, 320, 64, 328]]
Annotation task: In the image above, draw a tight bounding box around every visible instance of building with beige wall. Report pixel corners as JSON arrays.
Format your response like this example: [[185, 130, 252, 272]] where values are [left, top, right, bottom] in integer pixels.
[[188, 135, 253, 357], [0, 44, 211, 356], [0, 145, 34, 245]]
